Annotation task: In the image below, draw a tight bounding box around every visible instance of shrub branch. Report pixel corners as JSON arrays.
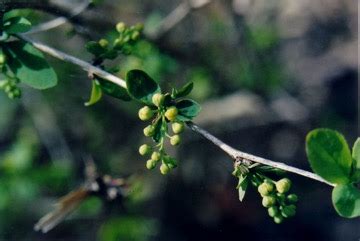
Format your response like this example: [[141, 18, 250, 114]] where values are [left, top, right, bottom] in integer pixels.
[[17, 34, 334, 187]]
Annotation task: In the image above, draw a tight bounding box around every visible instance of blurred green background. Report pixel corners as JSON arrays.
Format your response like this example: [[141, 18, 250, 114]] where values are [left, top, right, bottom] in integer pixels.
[[0, 0, 358, 240]]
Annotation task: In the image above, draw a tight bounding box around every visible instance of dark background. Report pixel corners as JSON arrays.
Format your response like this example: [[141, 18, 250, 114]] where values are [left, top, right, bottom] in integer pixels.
[[0, 0, 358, 240]]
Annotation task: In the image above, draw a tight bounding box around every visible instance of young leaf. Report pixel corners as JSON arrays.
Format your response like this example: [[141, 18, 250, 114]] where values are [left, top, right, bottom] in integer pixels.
[[152, 117, 163, 143], [351, 138, 360, 182], [126, 69, 160, 105], [96, 77, 131, 101], [332, 183, 360, 218], [237, 174, 249, 202], [5, 40, 58, 89], [85, 79, 102, 106], [173, 82, 193, 98], [306, 129, 352, 184], [3, 16, 32, 34], [175, 99, 201, 121], [85, 41, 106, 57]]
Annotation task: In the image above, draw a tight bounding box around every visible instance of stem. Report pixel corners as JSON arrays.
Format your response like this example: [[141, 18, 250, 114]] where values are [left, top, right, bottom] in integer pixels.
[[16, 35, 334, 187]]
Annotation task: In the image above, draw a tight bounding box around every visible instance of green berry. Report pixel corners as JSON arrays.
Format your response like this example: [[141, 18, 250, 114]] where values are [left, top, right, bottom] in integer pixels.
[[138, 106, 154, 121], [258, 182, 274, 196], [268, 206, 279, 217], [151, 151, 161, 161], [273, 215, 284, 224], [143, 125, 155, 137], [165, 106, 178, 121], [146, 159, 156, 170], [262, 196, 276, 207], [287, 194, 298, 203], [131, 31, 140, 41], [281, 205, 296, 218], [160, 163, 170, 175], [151, 93, 164, 107], [116, 22, 126, 32], [170, 135, 181, 146], [139, 144, 151, 156], [172, 122, 184, 134], [99, 39, 109, 48], [276, 178, 291, 194]]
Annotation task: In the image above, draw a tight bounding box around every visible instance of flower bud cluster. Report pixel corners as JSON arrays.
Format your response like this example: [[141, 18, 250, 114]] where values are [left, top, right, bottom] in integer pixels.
[[257, 178, 297, 223]]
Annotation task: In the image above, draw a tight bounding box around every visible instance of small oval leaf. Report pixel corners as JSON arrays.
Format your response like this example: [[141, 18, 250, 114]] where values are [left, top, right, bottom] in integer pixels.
[[174, 81, 193, 98], [175, 99, 201, 121], [332, 183, 360, 218], [5, 40, 58, 89], [126, 70, 160, 105], [3, 16, 32, 34], [306, 129, 352, 184]]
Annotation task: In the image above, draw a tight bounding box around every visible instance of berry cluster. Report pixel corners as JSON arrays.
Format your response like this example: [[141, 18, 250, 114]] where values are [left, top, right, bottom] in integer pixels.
[[138, 93, 186, 174], [0, 51, 21, 99], [257, 178, 298, 223], [85, 22, 143, 63]]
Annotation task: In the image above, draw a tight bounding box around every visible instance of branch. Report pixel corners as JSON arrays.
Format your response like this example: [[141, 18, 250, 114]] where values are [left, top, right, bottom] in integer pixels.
[[17, 35, 335, 187], [25, 0, 91, 35], [147, 0, 212, 40]]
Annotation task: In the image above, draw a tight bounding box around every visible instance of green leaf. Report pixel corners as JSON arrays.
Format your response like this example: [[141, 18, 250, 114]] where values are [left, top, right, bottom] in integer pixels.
[[306, 129, 353, 184], [126, 69, 160, 105], [96, 77, 131, 101], [332, 183, 360, 218], [237, 174, 249, 202], [3, 17, 32, 34], [152, 117, 164, 143], [4, 40, 58, 89], [85, 79, 102, 106], [85, 41, 106, 56], [351, 138, 360, 182], [175, 99, 201, 121], [172, 82, 193, 98]]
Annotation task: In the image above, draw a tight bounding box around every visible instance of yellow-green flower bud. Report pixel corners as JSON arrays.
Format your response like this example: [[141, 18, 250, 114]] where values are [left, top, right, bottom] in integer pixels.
[[138, 106, 154, 121], [287, 194, 298, 203], [116, 22, 126, 33], [160, 163, 170, 175], [268, 206, 278, 217], [170, 135, 181, 146], [165, 106, 178, 121], [257, 182, 274, 196], [273, 215, 284, 224], [276, 178, 291, 194], [262, 196, 276, 207], [146, 159, 156, 170], [143, 125, 155, 137], [131, 31, 140, 41], [152, 93, 165, 107], [139, 144, 151, 156], [99, 39, 109, 48], [151, 151, 161, 161], [172, 122, 184, 134]]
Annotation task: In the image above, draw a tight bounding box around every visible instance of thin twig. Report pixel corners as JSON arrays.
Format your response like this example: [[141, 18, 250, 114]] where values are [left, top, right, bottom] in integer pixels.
[[187, 122, 335, 187], [16, 35, 334, 187], [25, 0, 91, 35], [17, 35, 126, 89], [148, 0, 212, 40]]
